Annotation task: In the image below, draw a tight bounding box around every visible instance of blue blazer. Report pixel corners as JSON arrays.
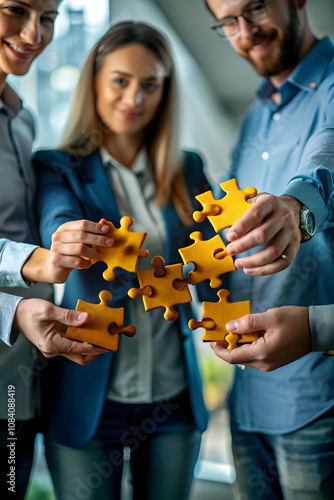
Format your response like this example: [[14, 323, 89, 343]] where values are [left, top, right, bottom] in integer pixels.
[[34, 149, 215, 448]]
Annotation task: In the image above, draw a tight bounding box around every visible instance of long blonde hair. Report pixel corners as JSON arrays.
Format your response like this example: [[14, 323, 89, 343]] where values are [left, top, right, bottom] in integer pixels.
[[58, 21, 193, 225]]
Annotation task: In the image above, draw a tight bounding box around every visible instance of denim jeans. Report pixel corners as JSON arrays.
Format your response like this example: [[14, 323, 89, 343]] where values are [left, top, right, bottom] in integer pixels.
[[231, 405, 334, 500], [46, 390, 201, 500]]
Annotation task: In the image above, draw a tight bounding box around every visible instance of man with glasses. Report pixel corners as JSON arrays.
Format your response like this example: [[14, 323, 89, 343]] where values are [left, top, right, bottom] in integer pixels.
[[205, 0, 334, 499]]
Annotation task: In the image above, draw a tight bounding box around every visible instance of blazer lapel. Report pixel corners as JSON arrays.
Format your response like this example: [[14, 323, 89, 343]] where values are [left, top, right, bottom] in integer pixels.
[[162, 201, 184, 264], [80, 151, 122, 224], [79, 152, 185, 264]]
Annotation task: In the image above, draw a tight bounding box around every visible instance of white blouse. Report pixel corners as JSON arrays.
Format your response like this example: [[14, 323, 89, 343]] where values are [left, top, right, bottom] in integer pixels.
[[100, 147, 188, 404]]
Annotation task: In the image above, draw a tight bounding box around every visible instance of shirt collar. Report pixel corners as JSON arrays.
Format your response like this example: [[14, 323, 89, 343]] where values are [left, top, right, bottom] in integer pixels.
[[257, 36, 334, 101], [0, 83, 22, 116], [100, 145, 147, 176]]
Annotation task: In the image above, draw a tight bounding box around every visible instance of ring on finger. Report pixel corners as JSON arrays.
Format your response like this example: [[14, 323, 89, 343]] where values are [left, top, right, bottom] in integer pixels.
[[281, 253, 288, 261]]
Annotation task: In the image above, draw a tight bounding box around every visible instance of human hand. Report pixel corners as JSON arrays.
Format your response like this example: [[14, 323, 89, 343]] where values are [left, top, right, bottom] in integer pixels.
[[42, 218, 113, 283], [21, 219, 113, 284], [14, 299, 108, 365], [225, 194, 302, 275], [210, 306, 311, 371]]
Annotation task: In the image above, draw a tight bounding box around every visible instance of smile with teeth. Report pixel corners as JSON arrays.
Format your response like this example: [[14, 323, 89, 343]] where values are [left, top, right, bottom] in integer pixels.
[[250, 39, 272, 52], [7, 43, 32, 55]]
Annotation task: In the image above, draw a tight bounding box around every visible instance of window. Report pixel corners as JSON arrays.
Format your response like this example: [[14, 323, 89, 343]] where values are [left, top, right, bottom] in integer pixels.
[[9, 0, 110, 149]]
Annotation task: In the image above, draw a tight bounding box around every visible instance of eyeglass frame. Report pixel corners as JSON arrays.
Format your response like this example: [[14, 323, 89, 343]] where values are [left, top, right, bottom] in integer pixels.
[[210, 0, 270, 40]]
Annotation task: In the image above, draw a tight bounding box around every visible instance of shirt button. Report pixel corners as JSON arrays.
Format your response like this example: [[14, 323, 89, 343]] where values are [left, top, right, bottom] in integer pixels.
[[262, 152, 270, 160], [5, 275, 12, 282], [273, 113, 280, 121]]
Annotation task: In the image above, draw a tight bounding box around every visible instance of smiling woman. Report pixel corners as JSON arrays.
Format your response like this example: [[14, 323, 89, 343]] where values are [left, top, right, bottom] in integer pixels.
[[0, 1, 61, 497], [94, 44, 166, 166], [32, 20, 215, 500], [8, 0, 111, 149], [0, 0, 59, 81]]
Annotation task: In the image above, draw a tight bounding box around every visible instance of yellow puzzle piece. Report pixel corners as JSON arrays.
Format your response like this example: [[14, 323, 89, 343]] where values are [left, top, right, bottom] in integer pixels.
[[188, 289, 258, 349], [193, 178, 257, 232], [93, 216, 149, 281], [178, 232, 236, 288], [65, 290, 136, 352], [128, 256, 192, 321]]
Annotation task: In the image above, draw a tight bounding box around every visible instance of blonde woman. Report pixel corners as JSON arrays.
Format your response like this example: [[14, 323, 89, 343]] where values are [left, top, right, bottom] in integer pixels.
[[34, 22, 214, 500]]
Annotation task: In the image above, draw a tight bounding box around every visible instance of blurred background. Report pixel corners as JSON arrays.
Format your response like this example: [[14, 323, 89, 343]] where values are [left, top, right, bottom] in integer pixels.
[[11, 1, 333, 498]]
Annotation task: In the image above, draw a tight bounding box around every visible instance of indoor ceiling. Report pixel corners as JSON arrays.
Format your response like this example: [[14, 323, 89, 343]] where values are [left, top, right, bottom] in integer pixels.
[[153, 0, 334, 123]]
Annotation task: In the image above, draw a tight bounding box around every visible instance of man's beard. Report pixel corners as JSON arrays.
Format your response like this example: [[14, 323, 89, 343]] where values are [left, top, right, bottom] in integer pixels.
[[250, 0, 302, 78], [267, 0, 301, 77]]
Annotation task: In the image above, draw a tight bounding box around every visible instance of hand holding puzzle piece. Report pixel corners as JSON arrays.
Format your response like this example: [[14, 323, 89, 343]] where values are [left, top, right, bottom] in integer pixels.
[[65, 290, 136, 352], [93, 216, 149, 281], [188, 289, 258, 349], [71, 178, 259, 351], [193, 178, 257, 232]]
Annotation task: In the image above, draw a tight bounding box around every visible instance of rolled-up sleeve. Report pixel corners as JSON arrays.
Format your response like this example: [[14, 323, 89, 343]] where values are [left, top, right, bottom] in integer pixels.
[[283, 126, 334, 231], [0, 239, 38, 345], [0, 292, 25, 345], [0, 238, 38, 287], [309, 304, 334, 352]]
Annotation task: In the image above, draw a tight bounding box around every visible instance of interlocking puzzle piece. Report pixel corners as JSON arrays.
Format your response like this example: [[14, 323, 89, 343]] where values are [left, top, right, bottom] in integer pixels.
[[93, 216, 149, 281], [128, 256, 192, 321], [193, 178, 257, 232], [178, 232, 236, 288], [188, 289, 258, 349], [65, 290, 136, 352]]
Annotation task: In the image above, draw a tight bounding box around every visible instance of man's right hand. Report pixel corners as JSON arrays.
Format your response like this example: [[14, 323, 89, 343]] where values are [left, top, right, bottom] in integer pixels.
[[14, 299, 108, 365]]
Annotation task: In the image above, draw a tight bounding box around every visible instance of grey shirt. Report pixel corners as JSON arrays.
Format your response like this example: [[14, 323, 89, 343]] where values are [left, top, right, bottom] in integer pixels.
[[100, 147, 188, 403], [0, 84, 53, 420]]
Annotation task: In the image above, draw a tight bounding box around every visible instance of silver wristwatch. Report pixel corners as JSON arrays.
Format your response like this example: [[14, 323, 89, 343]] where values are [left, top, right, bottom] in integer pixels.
[[299, 204, 316, 242]]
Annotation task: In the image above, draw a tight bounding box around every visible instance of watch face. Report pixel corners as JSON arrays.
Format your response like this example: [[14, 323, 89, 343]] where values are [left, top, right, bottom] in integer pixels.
[[301, 206, 316, 241], [306, 211, 316, 236]]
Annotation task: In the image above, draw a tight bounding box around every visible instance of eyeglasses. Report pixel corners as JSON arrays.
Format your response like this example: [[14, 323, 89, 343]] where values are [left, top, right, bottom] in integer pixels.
[[211, 1, 269, 39]]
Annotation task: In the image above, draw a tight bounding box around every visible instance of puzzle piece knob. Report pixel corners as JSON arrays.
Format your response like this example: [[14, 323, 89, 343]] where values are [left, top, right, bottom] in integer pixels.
[[128, 286, 153, 299], [164, 307, 179, 322], [188, 318, 216, 331], [225, 332, 239, 350], [99, 290, 113, 304], [193, 205, 221, 223]]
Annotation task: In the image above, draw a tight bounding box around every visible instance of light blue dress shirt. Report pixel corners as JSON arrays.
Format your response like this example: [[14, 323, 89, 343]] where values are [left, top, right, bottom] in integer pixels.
[[0, 238, 37, 346], [309, 305, 334, 353], [100, 148, 188, 403], [219, 37, 334, 434]]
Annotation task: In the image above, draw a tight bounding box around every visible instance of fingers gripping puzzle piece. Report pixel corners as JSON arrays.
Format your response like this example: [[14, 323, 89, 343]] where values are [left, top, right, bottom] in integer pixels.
[[65, 290, 136, 352], [178, 232, 236, 288], [193, 178, 257, 232], [93, 216, 149, 281], [188, 289, 257, 350], [128, 256, 192, 321]]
